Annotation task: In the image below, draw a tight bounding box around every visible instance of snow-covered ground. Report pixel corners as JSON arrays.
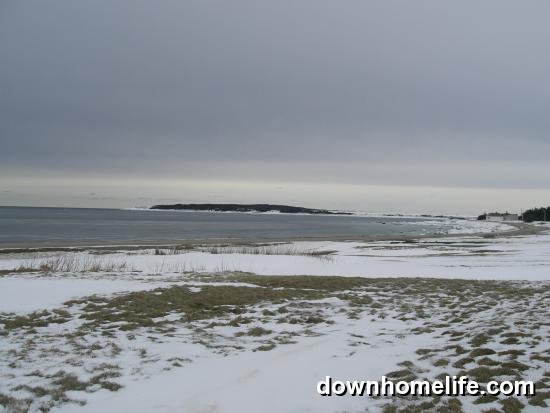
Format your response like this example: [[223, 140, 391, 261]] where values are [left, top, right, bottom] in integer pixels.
[[54, 312, 435, 413], [402, 217, 515, 235], [1, 223, 549, 412], [2, 229, 549, 289], [0, 278, 170, 314]]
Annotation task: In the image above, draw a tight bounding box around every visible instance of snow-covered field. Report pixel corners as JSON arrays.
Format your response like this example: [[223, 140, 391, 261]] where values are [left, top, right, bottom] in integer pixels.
[[1, 223, 549, 412]]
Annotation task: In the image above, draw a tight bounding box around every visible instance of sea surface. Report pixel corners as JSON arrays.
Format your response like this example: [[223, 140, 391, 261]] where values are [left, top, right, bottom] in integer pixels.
[[0, 206, 444, 247]]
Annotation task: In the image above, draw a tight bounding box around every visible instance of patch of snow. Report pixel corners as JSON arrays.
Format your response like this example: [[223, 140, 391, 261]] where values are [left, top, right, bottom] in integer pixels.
[[0, 277, 163, 313]]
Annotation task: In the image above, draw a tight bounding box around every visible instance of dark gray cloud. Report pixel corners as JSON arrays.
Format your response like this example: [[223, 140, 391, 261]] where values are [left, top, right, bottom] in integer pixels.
[[1, 0, 550, 210]]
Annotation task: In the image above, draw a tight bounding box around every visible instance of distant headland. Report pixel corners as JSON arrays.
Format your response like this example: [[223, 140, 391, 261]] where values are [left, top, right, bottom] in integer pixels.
[[149, 203, 351, 215]]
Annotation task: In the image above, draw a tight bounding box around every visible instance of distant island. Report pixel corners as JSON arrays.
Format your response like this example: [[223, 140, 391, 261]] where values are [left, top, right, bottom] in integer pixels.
[[150, 203, 351, 215]]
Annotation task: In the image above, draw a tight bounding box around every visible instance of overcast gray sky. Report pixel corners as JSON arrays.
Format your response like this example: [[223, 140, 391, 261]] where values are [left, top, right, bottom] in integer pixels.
[[1, 0, 550, 214]]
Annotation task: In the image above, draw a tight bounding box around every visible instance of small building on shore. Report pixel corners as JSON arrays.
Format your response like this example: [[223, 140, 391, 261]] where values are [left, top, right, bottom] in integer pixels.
[[478, 212, 519, 222]]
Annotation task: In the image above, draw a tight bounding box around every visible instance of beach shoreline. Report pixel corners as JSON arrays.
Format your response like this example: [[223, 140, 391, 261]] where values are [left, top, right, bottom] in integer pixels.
[[0, 221, 543, 254]]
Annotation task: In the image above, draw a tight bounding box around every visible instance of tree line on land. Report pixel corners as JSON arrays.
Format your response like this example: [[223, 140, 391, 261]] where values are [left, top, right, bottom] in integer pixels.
[[149, 203, 351, 215], [521, 207, 550, 223]]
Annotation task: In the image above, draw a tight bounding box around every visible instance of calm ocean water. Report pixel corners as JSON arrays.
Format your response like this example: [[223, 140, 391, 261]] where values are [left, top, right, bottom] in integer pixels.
[[0, 207, 442, 247]]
